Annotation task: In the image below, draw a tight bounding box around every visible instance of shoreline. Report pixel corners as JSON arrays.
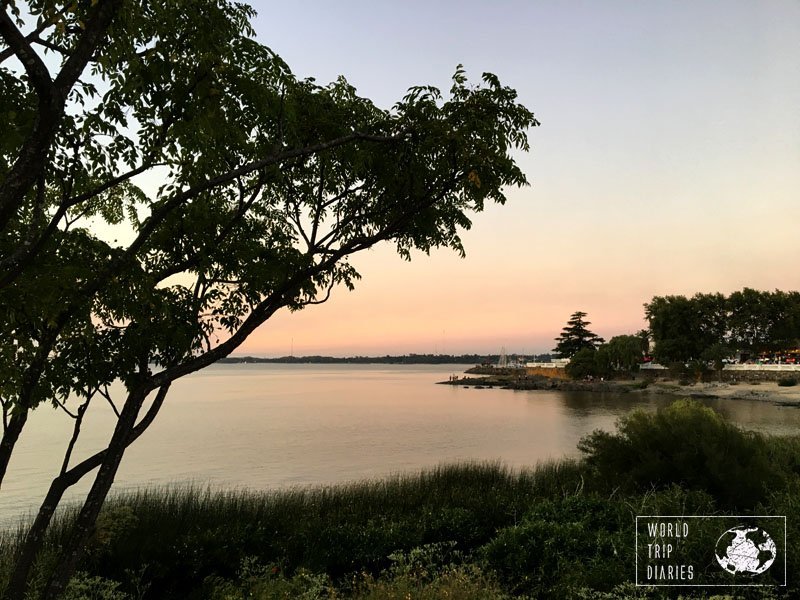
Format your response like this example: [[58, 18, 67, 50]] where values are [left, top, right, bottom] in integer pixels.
[[440, 373, 800, 406], [645, 379, 800, 406]]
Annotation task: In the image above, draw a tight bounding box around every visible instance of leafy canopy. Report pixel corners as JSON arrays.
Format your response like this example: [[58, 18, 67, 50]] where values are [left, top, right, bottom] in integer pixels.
[[644, 289, 800, 363], [1, 2, 539, 596], [1, 0, 540, 414]]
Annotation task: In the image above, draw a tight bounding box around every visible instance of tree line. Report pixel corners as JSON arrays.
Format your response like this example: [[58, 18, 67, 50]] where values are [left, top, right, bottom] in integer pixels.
[[554, 288, 800, 379], [220, 354, 507, 364], [645, 288, 800, 364]]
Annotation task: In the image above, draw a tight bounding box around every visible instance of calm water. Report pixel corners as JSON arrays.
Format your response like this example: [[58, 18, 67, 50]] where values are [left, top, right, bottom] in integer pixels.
[[3, 363, 800, 525]]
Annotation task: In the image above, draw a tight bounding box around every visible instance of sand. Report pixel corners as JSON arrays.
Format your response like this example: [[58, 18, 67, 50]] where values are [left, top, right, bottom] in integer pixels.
[[646, 380, 800, 406]]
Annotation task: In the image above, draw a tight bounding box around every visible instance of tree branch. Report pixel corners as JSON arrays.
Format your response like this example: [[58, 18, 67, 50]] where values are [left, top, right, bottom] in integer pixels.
[[0, 10, 52, 97], [59, 396, 91, 476], [98, 385, 120, 418], [56, 384, 170, 486], [122, 131, 405, 279], [0, 0, 122, 232], [52, 0, 123, 103], [31, 34, 71, 57], [0, 5, 69, 64], [148, 183, 444, 390]]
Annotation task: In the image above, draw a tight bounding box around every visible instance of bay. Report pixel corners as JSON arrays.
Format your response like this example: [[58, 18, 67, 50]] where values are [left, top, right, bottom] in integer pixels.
[[3, 363, 800, 525]]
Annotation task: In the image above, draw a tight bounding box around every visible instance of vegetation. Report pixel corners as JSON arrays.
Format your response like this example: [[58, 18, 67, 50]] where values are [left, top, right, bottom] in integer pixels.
[[578, 399, 799, 507], [564, 333, 647, 379], [553, 311, 605, 358], [0, 2, 538, 596], [644, 289, 800, 363], [1, 400, 796, 599], [564, 347, 601, 379], [604, 334, 648, 373]]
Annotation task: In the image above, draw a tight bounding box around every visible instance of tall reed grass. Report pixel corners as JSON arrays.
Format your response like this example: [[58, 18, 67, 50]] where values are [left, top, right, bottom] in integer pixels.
[[1, 460, 586, 599]]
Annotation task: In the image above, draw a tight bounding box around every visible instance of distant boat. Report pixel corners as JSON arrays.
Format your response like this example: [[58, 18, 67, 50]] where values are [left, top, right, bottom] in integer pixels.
[[497, 347, 508, 368]]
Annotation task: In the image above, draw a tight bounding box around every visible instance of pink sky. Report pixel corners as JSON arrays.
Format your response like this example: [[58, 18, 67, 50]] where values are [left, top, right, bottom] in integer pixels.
[[233, 1, 800, 356]]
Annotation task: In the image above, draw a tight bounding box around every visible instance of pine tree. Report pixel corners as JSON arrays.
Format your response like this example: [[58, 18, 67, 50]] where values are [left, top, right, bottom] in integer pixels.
[[553, 311, 605, 358]]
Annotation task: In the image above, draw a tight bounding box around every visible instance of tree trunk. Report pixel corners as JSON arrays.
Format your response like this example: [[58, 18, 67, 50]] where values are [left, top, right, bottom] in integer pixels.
[[1, 329, 63, 490], [0, 410, 28, 490], [3, 476, 70, 600], [41, 386, 147, 599], [2, 384, 169, 599]]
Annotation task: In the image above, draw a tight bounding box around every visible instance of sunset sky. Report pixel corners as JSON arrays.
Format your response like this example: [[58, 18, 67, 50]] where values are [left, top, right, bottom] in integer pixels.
[[233, 0, 799, 357]]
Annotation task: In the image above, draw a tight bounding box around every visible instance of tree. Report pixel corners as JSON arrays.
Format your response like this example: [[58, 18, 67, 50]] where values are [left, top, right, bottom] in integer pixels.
[[728, 288, 800, 354], [553, 311, 604, 358], [644, 294, 725, 363], [565, 334, 643, 380], [702, 342, 732, 381], [565, 346, 600, 379], [605, 334, 645, 373], [645, 289, 800, 364], [0, 2, 539, 597]]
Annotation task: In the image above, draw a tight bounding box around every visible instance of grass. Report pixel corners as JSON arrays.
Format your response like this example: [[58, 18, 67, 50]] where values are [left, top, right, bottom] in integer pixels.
[[3, 401, 799, 599]]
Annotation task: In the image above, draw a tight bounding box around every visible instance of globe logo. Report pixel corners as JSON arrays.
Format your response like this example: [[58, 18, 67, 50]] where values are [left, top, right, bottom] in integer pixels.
[[715, 526, 777, 576]]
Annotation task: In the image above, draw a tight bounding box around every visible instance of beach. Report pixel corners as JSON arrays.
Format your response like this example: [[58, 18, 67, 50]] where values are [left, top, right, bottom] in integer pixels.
[[645, 379, 800, 406]]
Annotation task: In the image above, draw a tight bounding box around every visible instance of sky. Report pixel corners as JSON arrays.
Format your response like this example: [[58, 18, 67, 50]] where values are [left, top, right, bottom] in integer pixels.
[[230, 1, 800, 357]]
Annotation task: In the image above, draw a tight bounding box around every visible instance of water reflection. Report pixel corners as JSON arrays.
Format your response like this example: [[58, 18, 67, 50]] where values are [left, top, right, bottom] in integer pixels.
[[703, 398, 800, 436], [556, 390, 669, 416], [3, 364, 800, 525]]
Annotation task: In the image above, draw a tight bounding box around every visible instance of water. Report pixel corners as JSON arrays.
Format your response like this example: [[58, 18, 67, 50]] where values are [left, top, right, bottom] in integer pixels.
[[3, 363, 800, 525]]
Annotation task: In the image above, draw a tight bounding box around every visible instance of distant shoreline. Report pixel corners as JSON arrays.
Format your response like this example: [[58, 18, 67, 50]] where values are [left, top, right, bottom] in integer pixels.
[[219, 355, 507, 365]]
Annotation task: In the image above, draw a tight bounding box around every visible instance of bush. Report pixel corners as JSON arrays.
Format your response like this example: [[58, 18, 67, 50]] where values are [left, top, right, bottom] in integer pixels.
[[205, 561, 334, 600], [778, 377, 797, 387], [205, 545, 508, 600], [64, 572, 128, 600], [565, 348, 600, 379], [577, 400, 789, 508], [481, 495, 629, 598]]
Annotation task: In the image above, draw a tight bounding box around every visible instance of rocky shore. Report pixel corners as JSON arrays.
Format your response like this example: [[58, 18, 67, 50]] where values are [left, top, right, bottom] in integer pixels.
[[439, 374, 637, 393], [439, 372, 800, 406]]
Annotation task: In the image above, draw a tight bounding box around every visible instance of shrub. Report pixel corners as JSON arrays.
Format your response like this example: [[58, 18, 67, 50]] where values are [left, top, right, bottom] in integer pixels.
[[481, 495, 629, 598], [205, 545, 508, 600], [565, 348, 599, 379], [64, 572, 128, 600], [778, 377, 797, 387], [354, 564, 506, 600], [577, 400, 788, 508], [205, 561, 334, 600]]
